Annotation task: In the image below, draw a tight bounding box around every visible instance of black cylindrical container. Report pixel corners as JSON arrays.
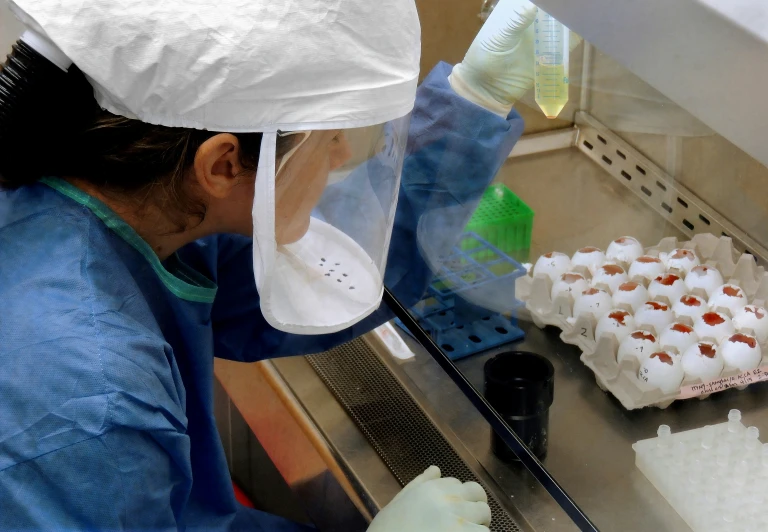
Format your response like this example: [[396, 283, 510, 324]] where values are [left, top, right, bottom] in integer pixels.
[[484, 351, 555, 461]]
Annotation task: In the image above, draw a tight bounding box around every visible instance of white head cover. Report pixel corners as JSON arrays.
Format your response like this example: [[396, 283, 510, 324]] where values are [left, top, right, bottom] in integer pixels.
[[10, 0, 421, 334]]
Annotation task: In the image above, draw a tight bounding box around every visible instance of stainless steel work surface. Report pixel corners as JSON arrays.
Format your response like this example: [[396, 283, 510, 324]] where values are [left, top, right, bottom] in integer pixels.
[[398, 321, 768, 532]]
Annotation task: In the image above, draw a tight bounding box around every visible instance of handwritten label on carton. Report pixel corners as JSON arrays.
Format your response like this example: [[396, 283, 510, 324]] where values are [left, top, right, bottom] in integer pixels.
[[677, 366, 768, 399]]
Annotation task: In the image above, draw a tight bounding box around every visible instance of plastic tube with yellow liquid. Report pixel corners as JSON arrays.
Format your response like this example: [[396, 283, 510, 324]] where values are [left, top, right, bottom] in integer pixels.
[[533, 8, 569, 119]]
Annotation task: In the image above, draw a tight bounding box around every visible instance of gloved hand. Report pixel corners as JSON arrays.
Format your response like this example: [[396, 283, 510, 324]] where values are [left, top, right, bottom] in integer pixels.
[[449, 0, 579, 117], [367, 466, 492, 532]]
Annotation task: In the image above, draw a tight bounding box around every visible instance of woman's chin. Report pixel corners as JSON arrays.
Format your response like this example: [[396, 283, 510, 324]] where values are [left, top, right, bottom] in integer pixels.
[[277, 217, 311, 245]]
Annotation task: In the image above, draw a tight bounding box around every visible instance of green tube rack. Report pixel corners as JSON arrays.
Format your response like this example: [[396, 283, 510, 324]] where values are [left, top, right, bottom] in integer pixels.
[[464, 183, 534, 262]]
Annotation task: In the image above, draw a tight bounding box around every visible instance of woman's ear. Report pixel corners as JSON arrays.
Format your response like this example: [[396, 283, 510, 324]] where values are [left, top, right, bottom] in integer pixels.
[[193, 133, 244, 199]]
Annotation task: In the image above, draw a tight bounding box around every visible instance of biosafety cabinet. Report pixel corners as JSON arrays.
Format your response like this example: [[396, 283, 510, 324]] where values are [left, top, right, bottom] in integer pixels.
[[217, 2, 768, 531], [3, 0, 767, 528]]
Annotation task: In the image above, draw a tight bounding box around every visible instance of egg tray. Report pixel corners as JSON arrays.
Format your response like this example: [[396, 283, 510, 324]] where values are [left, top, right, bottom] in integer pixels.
[[515, 233, 768, 409]]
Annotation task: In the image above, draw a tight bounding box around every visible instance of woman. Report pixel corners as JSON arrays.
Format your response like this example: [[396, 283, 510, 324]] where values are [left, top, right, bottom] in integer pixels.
[[0, 0, 539, 530]]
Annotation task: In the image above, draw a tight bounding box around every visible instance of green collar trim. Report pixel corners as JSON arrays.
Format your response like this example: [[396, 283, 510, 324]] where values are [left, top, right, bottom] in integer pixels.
[[42, 178, 217, 304]]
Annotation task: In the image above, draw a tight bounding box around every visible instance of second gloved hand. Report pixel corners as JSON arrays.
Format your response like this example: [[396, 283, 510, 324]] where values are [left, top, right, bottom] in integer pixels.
[[367, 466, 492, 532], [449, 0, 536, 117], [449, 0, 579, 117]]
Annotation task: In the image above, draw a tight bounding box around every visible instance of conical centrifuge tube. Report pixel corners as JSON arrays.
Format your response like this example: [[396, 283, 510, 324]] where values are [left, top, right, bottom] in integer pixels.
[[533, 8, 569, 119]]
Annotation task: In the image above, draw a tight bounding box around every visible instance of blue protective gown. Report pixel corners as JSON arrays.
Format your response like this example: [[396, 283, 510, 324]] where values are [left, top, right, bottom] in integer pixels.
[[0, 63, 523, 531]]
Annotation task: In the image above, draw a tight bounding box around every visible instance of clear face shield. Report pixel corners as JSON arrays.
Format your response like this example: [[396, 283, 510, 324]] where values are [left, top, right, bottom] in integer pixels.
[[252, 115, 411, 334]]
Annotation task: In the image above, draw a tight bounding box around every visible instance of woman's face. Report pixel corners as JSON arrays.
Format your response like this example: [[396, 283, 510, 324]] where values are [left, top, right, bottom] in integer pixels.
[[274, 130, 352, 244]]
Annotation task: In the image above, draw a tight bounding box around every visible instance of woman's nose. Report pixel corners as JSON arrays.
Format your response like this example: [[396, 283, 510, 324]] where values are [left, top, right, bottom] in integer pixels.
[[329, 132, 353, 171]]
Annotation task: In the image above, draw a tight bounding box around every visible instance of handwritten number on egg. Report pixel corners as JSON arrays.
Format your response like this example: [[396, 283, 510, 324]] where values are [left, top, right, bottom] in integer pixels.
[[581, 328, 588, 337]]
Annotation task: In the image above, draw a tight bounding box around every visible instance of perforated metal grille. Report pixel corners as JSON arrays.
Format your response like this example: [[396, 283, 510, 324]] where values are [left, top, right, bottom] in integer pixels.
[[307, 338, 522, 532]]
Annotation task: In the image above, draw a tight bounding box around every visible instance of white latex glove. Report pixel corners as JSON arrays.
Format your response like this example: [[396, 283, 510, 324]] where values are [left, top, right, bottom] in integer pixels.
[[367, 466, 492, 532], [449, 0, 579, 117]]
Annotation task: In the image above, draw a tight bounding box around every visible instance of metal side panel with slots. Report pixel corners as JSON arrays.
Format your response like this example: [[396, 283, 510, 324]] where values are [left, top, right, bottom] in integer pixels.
[[574, 112, 768, 265]]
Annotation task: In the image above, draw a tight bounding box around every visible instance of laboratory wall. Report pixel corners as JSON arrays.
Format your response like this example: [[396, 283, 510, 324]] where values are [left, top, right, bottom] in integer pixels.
[[0, 2, 23, 56]]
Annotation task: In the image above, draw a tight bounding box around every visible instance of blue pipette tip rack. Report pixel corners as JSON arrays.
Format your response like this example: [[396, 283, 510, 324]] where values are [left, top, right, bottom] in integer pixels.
[[396, 232, 525, 360]]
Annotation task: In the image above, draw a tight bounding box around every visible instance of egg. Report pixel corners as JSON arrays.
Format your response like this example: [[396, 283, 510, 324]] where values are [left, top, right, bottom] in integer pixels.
[[628, 256, 666, 284], [648, 273, 687, 304], [634, 301, 674, 335], [659, 322, 699, 355], [733, 305, 768, 343], [662, 248, 700, 275], [591, 263, 628, 294], [618, 330, 658, 364], [571, 247, 606, 276], [612, 281, 649, 312], [551, 272, 589, 302], [595, 309, 636, 343], [533, 252, 572, 283], [606, 236, 644, 264], [684, 265, 724, 298], [693, 311, 735, 343], [720, 333, 762, 371], [672, 294, 708, 323], [639, 351, 685, 394], [708, 284, 748, 317], [681, 342, 724, 381], [572, 288, 612, 320]]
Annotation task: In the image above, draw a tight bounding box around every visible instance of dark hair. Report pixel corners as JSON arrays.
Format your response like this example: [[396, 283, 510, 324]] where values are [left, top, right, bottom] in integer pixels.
[[0, 39, 290, 229]]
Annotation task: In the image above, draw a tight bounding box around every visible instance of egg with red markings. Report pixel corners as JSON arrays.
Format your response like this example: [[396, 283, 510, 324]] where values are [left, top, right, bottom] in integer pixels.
[[720, 333, 762, 371], [606, 236, 644, 264], [708, 284, 748, 317], [648, 273, 687, 304], [572, 288, 612, 320], [639, 351, 684, 394], [618, 330, 658, 364], [628, 256, 665, 284], [681, 342, 724, 381], [658, 322, 699, 355], [662, 248, 700, 274], [633, 301, 674, 335], [672, 294, 708, 323], [533, 252, 572, 283], [595, 309, 636, 343], [611, 282, 648, 312], [733, 305, 768, 343], [571, 247, 606, 276], [693, 311, 735, 343], [591, 263, 628, 295], [684, 265, 724, 298]]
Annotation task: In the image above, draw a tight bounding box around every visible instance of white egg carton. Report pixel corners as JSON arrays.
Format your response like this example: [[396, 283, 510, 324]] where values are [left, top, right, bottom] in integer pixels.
[[633, 411, 768, 532], [515, 233, 768, 409]]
